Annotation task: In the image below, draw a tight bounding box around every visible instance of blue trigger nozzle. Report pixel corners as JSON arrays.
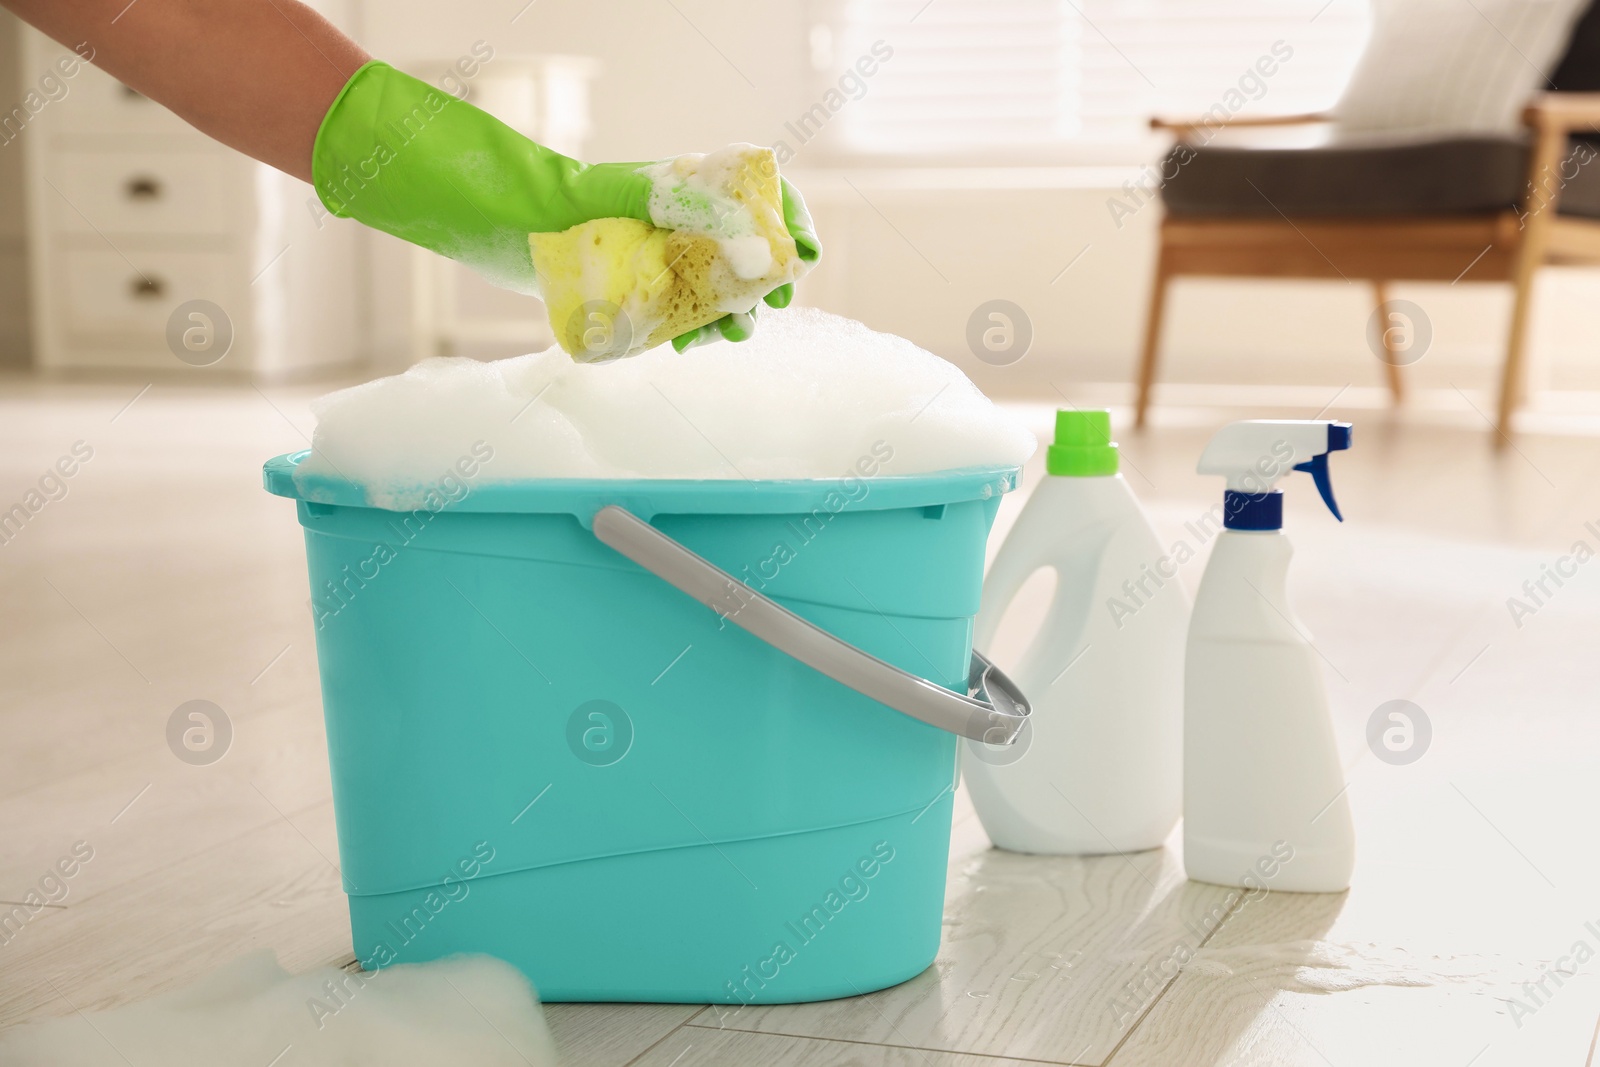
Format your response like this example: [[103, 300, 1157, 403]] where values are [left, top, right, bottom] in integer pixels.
[[1291, 422, 1352, 522], [1292, 454, 1341, 521]]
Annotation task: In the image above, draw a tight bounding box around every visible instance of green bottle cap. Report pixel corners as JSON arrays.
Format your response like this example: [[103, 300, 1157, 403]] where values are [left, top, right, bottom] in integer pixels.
[[1046, 409, 1118, 476]]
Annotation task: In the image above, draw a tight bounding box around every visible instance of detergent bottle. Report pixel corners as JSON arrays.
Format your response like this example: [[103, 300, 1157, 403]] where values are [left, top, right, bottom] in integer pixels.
[[965, 410, 1187, 854], [1184, 419, 1355, 893]]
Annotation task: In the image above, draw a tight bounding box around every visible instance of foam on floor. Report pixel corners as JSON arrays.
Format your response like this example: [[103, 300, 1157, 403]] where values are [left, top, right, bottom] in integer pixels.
[[0, 952, 556, 1066], [1180, 940, 1558, 997], [296, 306, 1036, 510]]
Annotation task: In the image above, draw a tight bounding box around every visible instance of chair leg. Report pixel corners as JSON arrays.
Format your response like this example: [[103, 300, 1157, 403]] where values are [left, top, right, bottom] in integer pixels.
[[1134, 258, 1171, 430], [1495, 115, 1564, 446], [1372, 280, 1405, 405], [1496, 249, 1541, 445]]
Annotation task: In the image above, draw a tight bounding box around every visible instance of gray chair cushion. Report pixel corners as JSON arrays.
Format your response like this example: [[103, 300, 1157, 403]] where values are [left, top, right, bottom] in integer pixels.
[[1156, 1, 1600, 223], [1159, 136, 1529, 218], [1557, 143, 1600, 216]]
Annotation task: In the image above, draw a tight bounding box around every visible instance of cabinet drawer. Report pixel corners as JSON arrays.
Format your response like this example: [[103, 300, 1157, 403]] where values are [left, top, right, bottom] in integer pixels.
[[46, 151, 239, 237], [52, 248, 243, 344], [48, 58, 198, 138]]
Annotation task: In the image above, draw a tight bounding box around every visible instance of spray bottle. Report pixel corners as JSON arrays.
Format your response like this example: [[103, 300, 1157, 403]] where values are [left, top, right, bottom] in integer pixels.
[[1184, 419, 1354, 893], [966, 410, 1187, 854]]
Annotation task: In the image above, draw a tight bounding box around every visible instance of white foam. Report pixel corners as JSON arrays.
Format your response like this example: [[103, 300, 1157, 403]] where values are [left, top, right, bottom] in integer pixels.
[[718, 234, 776, 280], [297, 307, 1035, 510], [642, 143, 767, 239], [0, 952, 556, 1066]]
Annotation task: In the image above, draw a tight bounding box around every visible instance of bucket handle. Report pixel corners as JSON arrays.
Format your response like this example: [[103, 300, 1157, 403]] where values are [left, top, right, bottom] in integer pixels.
[[592, 505, 1031, 745]]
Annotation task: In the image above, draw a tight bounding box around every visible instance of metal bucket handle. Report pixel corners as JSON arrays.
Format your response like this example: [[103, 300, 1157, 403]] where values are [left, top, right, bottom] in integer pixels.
[[592, 505, 1031, 744]]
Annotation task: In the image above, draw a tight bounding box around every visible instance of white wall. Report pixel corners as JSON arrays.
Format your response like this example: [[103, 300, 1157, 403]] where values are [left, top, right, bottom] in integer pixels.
[[355, 0, 1600, 397], [362, 0, 814, 159]]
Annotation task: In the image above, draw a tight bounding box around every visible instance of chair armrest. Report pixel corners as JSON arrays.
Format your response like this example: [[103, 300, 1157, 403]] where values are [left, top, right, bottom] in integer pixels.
[[1150, 112, 1331, 139], [1514, 94, 1600, 223], [1522, 93, 1600, 133]]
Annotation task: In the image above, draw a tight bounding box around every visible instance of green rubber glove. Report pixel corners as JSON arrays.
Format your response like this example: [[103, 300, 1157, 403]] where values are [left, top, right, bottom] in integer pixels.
[[312, 61, 820, 351]]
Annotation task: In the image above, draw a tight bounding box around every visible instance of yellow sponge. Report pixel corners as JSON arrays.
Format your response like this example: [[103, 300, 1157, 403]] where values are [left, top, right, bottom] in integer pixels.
[[529, 146, 807, 361]]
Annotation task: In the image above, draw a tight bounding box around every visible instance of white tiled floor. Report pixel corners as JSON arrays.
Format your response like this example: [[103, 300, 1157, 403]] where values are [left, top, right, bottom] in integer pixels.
[[2, 377, 1598, 1065]]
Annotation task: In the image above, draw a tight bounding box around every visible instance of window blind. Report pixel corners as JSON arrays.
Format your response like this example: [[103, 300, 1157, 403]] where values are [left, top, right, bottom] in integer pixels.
[[825, 0, 1372, 157]]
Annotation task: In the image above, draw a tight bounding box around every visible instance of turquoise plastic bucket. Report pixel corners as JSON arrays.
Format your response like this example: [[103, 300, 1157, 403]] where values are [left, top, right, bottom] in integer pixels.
[[264, 451, 1020, 1003]]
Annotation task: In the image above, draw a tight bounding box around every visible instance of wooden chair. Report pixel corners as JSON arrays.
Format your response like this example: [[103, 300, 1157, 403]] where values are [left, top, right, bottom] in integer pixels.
[[1135, 98, 1600, 443]]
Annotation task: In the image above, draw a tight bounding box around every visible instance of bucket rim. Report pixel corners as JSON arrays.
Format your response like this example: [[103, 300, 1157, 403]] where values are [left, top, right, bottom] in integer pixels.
[[263, 451, 1020, 519]]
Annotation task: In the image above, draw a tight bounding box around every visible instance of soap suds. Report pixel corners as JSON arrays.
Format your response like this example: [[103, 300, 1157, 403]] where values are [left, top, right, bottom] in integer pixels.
[[296, 306, 1035, 510], [717, 233, 776, 280], [0, 952, 556, 1066], [642, 143, 773, 238]]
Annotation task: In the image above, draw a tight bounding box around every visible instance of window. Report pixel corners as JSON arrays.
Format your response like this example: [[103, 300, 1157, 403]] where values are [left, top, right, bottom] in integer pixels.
[[822, 0, 1372, 160]]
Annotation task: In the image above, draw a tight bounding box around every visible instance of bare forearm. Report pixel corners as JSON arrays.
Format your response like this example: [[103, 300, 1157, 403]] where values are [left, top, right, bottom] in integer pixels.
[[3, 0, 368, 181]]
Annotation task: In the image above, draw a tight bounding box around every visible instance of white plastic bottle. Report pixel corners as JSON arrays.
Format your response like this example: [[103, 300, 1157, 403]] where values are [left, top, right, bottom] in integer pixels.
[[965, 410, 1187, 855], [1184, 419, 1355, 893]]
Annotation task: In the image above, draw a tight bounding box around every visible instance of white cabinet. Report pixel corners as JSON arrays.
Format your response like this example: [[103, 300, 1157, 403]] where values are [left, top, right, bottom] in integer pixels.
[[18, 27, 361, 377]]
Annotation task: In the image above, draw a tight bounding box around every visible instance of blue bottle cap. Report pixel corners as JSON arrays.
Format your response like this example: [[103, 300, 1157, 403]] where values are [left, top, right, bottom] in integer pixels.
[[1223, 490, 1283, 531]]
